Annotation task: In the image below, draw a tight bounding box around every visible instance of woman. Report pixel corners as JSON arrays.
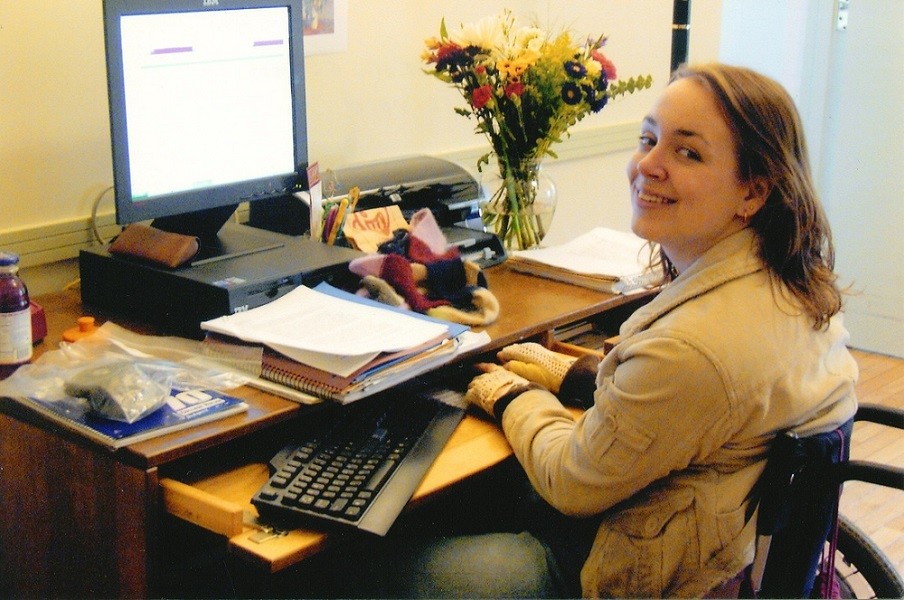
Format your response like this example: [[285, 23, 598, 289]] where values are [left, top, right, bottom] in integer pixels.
[[357, 63, 858, 599]]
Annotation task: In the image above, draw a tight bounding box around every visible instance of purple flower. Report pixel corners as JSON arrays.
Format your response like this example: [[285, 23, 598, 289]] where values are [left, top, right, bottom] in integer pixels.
[[585, 85, 609, 112], [561, 82, 582, 105], [564, 60, 587, 79]]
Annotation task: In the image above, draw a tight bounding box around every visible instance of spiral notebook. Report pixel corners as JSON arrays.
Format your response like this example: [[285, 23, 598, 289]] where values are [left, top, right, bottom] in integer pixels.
[[201, 283, 468, 404], [204, 332, 459, 404]]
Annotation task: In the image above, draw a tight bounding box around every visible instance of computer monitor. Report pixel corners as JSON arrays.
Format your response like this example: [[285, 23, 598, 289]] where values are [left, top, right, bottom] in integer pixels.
[[102, 0, 308, 259]]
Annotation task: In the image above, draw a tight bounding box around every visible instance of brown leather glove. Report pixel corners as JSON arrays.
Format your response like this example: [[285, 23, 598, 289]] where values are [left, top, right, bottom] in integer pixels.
[[464, 364, 539, 419]]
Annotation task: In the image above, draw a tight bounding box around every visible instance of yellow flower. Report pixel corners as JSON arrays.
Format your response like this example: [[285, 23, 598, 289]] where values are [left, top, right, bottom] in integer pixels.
[[498, 56, 534, 79], [584, 58, 602, 78]]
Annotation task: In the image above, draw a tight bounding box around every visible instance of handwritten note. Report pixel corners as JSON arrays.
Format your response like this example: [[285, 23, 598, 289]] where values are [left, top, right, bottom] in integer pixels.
[[342, 205, 410, 252]]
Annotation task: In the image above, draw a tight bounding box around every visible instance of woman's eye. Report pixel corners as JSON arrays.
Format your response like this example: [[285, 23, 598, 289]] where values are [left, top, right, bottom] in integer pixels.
[[638, 134, 656, 148], [678, 147, 702, 161]]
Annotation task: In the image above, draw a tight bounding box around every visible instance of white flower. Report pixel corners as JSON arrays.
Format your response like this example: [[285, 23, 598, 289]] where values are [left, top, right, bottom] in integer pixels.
[[514, 27, 545, 54], [450, 12, 507, 53]]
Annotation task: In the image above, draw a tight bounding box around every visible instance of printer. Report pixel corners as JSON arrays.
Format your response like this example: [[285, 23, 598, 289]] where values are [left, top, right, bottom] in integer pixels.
[[248, 155, 507, 267]]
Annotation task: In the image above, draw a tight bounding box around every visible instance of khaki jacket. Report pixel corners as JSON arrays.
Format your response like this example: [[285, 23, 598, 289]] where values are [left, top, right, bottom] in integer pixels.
[[502, 229, 858, 598]]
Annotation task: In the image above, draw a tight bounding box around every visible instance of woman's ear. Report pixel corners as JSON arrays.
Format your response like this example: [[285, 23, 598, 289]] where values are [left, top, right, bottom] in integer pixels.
[[738, 176, 770, 219]]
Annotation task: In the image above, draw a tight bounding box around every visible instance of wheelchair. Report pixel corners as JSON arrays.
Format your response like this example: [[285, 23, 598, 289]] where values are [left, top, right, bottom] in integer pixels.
[[743, 403, 904, 598]]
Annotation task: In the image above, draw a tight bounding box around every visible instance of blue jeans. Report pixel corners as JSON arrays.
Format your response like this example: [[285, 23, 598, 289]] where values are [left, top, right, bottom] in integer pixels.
[[376, 531, 564, 598], [338, 484, 600, 599]]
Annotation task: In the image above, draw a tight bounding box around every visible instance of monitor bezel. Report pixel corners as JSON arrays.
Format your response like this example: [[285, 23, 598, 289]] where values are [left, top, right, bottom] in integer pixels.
[[102, 0, 308, 240]]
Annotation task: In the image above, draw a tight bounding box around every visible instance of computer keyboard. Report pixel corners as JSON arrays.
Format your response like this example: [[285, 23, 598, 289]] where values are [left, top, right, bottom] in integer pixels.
[[252, 387, 466, 536]]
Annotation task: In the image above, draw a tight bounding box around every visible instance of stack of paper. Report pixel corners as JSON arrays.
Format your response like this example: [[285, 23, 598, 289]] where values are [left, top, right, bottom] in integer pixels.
[[201, 282, 469, 404], [506, 227, 661, 294]]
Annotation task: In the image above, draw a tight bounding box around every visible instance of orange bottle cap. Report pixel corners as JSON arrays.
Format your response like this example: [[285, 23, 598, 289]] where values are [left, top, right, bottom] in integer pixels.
[[63, 316, 99, 342]]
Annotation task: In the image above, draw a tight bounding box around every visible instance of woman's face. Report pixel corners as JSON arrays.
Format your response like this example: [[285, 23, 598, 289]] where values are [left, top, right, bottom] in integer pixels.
[[627, 77, 764, 273]]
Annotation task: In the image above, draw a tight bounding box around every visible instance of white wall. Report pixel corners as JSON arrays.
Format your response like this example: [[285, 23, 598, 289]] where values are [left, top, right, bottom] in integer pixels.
[[719, 0, 903, 357], [819, 1, 904, 358], [1, 1, 673, 236], [7, 1, 712, 294]]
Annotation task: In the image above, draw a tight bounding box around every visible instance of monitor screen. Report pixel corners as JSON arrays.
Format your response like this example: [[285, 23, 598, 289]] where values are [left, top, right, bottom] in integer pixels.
[[103, 0, 308, 245]]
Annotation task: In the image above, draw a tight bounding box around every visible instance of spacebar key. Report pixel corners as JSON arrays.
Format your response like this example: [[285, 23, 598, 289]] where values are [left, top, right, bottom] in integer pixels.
[[364, 459, 397, 491]]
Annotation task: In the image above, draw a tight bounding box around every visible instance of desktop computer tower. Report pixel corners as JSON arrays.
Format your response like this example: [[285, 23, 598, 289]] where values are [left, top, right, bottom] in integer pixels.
[[79, 223, 362, 337]]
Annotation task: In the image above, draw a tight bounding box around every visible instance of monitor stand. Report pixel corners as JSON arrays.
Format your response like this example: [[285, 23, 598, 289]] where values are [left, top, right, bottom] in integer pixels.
[[151, 204, 285, 266]]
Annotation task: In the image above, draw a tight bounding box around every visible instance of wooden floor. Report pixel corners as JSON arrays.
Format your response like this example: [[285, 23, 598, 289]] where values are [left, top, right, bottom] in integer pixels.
[[840, 349, 904, 576]]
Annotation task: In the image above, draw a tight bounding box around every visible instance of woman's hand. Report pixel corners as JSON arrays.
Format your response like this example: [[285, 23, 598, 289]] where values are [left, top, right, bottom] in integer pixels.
[[496, 343, 577, 393], [464, 364, 535, 418]]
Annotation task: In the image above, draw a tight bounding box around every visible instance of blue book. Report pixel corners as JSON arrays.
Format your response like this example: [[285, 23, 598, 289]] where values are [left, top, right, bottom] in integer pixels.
[[8, 387, 248, 450]]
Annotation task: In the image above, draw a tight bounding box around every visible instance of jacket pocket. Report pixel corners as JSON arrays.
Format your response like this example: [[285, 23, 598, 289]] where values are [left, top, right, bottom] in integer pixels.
[[584, 486, 699, 598], [587, 407, 654, 474]]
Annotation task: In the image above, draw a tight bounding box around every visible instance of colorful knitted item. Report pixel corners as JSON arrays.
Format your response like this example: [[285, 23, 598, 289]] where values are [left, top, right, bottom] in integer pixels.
[[379, 253, 448, 312], [350, 208, 499, 325]]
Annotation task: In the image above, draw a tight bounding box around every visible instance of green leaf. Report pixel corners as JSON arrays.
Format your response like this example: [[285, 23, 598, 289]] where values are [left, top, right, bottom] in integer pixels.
[[477, 152, 492, 172]]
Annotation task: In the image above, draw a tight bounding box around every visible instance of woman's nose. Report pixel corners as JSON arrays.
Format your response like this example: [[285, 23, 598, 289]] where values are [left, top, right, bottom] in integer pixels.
[[636, 149, 666, 180]]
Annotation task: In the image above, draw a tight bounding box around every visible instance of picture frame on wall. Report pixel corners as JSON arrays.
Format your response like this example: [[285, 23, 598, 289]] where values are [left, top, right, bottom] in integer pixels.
[[302, 0, 348, 55]]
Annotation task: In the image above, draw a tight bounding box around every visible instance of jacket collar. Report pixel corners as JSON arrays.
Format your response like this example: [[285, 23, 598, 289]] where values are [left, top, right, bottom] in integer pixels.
[[622, 229, 765, 336]]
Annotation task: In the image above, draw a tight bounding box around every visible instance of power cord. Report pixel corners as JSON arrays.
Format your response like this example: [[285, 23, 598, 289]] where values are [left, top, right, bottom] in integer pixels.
[[90, 185, 116, 245], [63, 185, 116, 292]]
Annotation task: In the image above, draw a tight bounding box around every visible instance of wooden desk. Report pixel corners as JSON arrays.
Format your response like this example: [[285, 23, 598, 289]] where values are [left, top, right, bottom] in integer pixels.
[[0, 263, 652, 598]]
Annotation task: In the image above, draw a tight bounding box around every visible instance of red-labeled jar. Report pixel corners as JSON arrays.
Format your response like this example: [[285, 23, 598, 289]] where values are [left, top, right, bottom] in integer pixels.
[[0, 251, 32, 379]]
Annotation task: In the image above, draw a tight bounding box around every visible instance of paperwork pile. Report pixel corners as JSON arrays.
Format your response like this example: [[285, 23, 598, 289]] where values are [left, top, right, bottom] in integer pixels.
[[506, 227, 661, 294], [201, 282, 468, 403]]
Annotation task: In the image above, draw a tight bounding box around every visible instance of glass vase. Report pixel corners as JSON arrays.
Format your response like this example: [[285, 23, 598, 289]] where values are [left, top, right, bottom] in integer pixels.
[[480, 161, 557, 251]]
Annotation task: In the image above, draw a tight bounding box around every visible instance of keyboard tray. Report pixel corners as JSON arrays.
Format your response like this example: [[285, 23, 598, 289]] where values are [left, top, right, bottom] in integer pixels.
[[252, 388, 465, 535]]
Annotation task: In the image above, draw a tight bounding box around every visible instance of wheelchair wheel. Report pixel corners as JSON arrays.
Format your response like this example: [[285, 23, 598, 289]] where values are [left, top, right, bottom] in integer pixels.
[[833, 515, 904, 599]]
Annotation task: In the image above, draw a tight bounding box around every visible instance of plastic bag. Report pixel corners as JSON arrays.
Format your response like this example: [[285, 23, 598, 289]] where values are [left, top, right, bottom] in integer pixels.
[[0, 321, 256, 424], [64, 359, 172, 423]]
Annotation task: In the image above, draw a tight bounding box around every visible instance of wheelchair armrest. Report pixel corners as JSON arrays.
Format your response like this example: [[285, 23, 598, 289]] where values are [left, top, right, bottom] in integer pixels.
[[855, 403, 904, 429], [834, 460, 904, 490]]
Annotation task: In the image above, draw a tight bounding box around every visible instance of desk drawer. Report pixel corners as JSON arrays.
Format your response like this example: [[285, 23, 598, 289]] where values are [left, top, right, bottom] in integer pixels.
[[159, 412, 513, 573]]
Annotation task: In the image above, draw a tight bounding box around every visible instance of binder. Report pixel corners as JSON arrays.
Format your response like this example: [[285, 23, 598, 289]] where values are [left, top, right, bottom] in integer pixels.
[[201, 282, 469, 404], [205, 333, 459, 404]]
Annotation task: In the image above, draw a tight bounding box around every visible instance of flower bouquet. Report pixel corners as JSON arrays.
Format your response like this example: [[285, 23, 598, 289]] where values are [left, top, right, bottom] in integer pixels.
[[423, 11, 652, 250]]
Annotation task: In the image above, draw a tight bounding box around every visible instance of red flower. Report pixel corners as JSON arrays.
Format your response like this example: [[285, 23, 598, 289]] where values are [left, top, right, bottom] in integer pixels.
[[592, 50, 617, 80], [471, 84, 493, 109], [504, 81, 525, 99], [435, 42, 463, 62]]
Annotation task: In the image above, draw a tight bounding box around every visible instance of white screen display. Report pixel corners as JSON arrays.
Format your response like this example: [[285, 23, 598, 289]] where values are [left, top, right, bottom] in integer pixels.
[[119, 8, 295, 201]]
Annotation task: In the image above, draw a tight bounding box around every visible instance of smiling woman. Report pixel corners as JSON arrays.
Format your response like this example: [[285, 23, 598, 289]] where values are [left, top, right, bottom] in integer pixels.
[[634, 63, 843, 331], [628, 75, 768, 274], [322, 63, 859, 599]]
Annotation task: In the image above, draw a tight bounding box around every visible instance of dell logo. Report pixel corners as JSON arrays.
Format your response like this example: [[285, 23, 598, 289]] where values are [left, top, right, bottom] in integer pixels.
[[203, 0, 219, 6]]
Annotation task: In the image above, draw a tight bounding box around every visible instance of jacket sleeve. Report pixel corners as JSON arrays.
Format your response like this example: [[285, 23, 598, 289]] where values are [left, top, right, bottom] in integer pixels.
[[501, 332, 737, 516]]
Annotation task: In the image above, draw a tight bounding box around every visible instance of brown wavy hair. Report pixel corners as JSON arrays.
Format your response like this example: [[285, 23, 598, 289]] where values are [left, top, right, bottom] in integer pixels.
[[659, 63, 843, 329]]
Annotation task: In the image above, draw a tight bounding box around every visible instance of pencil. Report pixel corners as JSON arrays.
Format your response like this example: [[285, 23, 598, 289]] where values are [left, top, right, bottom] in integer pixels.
[[326, 197, 349, 245], [348, 186, 361, 213], [321, 203, 337, 243]]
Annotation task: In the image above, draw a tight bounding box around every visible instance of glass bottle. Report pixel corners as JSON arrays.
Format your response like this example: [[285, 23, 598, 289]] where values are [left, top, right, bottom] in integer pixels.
[[0, 251, 32, 379]]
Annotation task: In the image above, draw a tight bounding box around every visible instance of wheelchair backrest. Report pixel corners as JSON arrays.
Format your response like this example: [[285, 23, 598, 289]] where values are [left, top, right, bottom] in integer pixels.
[[753, 418, 854, 598]]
